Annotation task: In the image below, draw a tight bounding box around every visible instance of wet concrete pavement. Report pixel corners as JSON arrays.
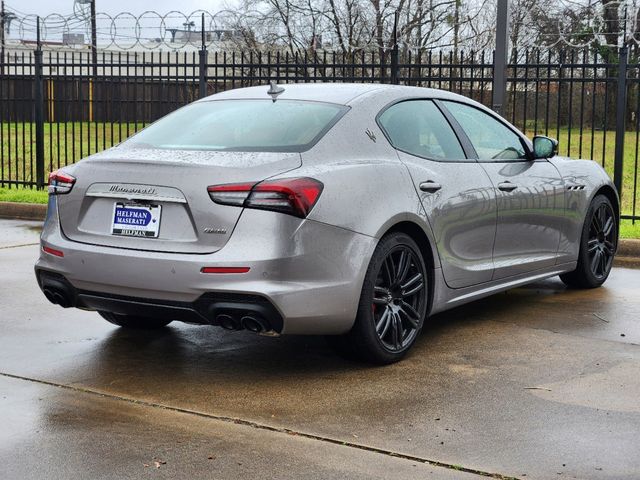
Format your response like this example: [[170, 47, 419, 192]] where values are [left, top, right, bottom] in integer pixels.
[[1, 218, 639, 479]]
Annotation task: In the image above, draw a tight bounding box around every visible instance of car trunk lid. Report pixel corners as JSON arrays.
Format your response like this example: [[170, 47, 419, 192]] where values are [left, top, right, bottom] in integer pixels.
[[57, 147, 301, 254]]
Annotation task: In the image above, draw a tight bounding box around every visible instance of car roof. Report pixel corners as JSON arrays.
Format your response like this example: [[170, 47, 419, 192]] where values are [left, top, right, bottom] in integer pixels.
[[199, 83, 475, 107]]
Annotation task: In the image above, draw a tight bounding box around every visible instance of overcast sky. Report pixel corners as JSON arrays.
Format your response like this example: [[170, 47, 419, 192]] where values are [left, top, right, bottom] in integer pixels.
[[5, 0, 234, 45], [8, 0, 226, 17]]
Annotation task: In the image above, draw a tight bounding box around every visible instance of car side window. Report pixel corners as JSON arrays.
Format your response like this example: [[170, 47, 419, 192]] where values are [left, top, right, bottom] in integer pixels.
[[378, 100, 466, 161], [442, 101, 528, 161]]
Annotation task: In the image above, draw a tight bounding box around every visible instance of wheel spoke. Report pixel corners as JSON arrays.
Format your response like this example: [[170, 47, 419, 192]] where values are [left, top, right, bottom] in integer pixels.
[[603, 216, 614, 236], [402, 280, 424, 298], [401, 273, 422, 290], [399, 301, 419, 328], [604, 241, 615, 256], [373, 286, 389, 305], [383, 256, 395, 285], [590, 249, 601, 275], [392, 312, 403, 349], [587, 239, 599, 253], [395, 250, 411, 285], [376, 309, 391, 337], [599, 205, 608, 230], [599, 249, 607, 275]]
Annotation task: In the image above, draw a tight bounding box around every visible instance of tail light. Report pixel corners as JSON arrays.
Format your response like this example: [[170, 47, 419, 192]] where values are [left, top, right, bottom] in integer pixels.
[[48, 170, 76, 195], [207, 177, 323, 218]]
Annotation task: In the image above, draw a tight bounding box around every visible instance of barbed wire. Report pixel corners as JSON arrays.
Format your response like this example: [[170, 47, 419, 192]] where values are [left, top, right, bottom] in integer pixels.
[[4, 0, 640, 52], [3, 4, 240, 50]]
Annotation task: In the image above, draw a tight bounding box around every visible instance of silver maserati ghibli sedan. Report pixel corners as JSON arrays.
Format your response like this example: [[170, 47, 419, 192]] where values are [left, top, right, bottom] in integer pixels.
[[36, 83, 619, 363]]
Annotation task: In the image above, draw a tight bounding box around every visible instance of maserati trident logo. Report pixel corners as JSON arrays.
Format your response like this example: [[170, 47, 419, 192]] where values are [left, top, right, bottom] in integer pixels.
[[109, 185, 158, 196], [365, 128, 377, 143]]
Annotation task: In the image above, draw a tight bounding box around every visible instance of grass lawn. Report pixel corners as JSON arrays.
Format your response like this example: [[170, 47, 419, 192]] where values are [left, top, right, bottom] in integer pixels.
[[0, 122, 144, 186], [2, 185, 638, 239], [522, 126, 640, 217], [1, 122, 639, 237], [0, 187, 48, 204], [1, 185, 638, 238], [620, 220, 640, 239]]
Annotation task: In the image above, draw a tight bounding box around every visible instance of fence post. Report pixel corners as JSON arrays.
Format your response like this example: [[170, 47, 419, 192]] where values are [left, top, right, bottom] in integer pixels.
[[34, 16, 45, 189], [613, 46, 628, 197], [198, 13, 208, 98], [492, 0, 510, 115], [390, 10, 399, 85]]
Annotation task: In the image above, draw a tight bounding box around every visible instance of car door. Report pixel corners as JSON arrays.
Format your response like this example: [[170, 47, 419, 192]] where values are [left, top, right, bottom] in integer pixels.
[[440, 100, 565, 280], [378, 99, 497, 288]]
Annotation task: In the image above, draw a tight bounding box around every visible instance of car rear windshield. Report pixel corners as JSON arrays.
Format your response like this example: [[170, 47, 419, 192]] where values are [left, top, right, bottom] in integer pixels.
[[125, 99, 348, 152]]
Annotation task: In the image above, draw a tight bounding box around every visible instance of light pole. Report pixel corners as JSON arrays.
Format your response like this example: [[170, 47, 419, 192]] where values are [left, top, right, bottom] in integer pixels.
[[492, 0, 510, 115]]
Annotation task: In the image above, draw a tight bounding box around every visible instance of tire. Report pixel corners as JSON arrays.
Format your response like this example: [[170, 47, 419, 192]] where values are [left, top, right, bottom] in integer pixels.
[[560, 194, 617, 289], [329, 232, 429, 364], [98, 311, 173, 329]]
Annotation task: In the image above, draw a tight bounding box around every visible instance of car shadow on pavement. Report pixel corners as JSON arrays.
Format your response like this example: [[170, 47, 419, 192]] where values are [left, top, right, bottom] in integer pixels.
[[70, 276, 577, 388]]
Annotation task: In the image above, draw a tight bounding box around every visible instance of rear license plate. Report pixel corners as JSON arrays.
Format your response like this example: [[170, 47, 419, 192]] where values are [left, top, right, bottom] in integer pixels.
[[111, 203, 161, 238]]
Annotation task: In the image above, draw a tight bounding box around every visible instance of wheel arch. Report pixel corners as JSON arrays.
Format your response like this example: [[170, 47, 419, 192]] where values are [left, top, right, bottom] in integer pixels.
[[593, 184, 620, 222]]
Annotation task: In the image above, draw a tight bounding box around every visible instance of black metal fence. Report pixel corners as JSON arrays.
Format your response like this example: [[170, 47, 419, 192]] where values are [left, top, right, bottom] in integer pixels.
[[1, 45, 639, 222]]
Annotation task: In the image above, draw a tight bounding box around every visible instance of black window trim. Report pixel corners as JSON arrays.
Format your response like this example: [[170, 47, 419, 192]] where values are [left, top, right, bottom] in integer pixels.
[[375, 97, 477, 163]]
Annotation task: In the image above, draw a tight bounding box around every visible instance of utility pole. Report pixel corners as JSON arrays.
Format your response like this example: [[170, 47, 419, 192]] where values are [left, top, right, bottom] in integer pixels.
[[492, 0, 510, 115], [453, 0, 460, 52], [35, 16, 45, 188], [90, 0, 97, 78], [1, 1, 5, 76]]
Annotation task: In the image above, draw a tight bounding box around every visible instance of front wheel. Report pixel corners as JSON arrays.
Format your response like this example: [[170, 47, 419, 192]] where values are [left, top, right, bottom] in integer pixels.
[[330, 232, 429, 364], [99, 311, 173, 329], [560, 194, 617, 289]]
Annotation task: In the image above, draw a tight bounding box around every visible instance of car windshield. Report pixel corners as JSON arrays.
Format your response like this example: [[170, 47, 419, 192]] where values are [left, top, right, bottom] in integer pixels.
[[125, 99, 348, 152]]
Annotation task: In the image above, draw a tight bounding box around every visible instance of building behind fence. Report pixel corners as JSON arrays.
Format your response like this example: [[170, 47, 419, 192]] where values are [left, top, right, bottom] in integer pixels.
[[1, 42, 639, 222]]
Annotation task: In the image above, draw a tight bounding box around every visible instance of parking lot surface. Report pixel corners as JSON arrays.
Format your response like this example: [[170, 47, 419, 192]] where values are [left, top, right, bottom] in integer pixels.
[[1, 218, 639, 479]]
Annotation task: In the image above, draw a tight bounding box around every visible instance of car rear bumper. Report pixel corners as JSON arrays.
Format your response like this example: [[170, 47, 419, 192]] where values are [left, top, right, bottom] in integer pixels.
[[36, 200, 376, 335]]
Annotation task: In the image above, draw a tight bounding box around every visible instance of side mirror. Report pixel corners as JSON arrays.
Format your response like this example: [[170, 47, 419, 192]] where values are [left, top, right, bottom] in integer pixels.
[[532, 136, 558, 159]]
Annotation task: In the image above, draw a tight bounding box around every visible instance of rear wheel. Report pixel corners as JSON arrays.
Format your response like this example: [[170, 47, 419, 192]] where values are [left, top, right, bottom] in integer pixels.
[[330, 232, 428, 364], [99, 311, 173, 329], [560, 194, 617, 289]]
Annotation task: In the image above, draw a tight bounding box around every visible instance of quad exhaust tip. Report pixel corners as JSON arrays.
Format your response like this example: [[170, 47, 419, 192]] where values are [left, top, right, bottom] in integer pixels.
[[216, 313, 242, 331], [241, 315, 267, 333], [42, 287, 73, 308], [215, 312, 271, 334]]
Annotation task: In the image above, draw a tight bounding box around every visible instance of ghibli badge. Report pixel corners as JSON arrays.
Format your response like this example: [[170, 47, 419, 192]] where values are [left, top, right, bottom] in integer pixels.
[[203, 227, 227, 234]]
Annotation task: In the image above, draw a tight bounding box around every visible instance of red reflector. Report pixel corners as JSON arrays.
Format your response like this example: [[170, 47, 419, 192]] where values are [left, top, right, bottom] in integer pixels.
[[42, 245, 64, 257], [201, 266, 250, 274]]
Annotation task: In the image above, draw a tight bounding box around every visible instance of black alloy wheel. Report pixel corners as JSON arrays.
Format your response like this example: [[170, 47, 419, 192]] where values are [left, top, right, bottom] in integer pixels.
[[587, 202, 616, 279], [329, 232, 429, 364], [560, 194, 618, 289], [372, 245, 426, 352]]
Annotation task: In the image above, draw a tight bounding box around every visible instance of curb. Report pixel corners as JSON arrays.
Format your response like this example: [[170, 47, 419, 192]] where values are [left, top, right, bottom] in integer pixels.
[[614, 256, 640, 269], [617, 238, 640, 257], [0, 202, 47, 221], [0, 201, 639, 263]]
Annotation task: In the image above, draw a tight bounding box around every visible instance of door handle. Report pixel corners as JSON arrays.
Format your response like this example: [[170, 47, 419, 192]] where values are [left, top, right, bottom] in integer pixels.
[[419, 181, 442, 193], [497, 181, 518, 192]]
